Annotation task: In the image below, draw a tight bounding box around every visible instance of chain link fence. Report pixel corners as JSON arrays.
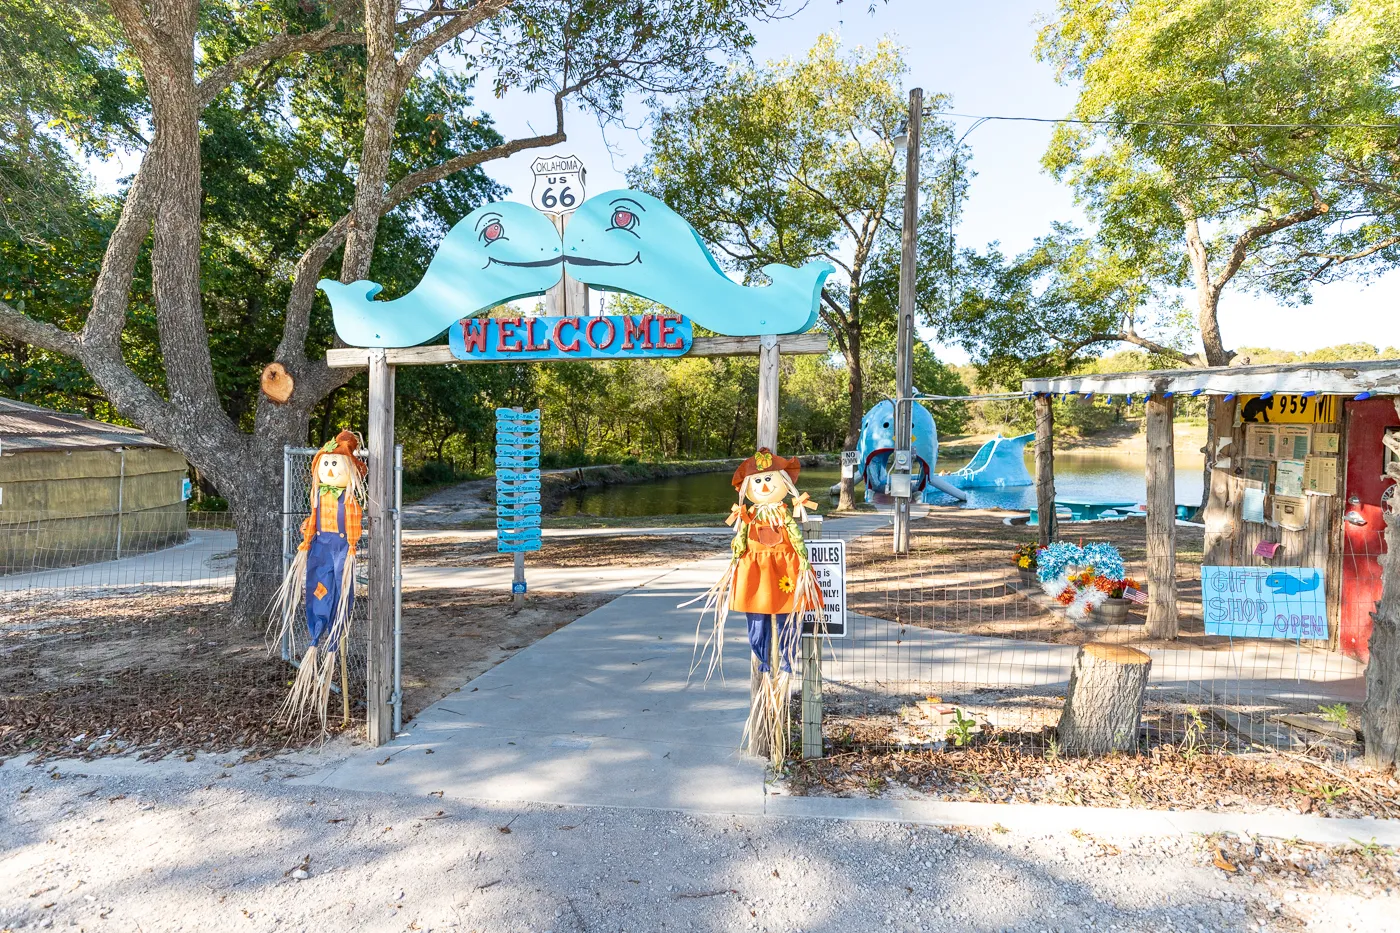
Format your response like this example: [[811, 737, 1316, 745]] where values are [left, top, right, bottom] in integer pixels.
[[805, 510, 1374, 808], [0, 446, 399, 761]]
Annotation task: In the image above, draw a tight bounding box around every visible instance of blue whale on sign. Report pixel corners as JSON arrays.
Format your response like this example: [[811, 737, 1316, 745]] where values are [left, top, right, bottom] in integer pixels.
[[562, 189, 833, 336], [319, 202, 563, 347], [1265, 571, 1321, 596]]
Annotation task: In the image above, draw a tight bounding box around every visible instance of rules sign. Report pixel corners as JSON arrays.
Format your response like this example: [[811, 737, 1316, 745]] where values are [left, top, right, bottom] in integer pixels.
[[802, 539, 847, 638]]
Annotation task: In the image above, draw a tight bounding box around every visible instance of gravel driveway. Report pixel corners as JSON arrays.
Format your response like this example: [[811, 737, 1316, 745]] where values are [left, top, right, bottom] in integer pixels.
[[2, 756, 1391, 933]]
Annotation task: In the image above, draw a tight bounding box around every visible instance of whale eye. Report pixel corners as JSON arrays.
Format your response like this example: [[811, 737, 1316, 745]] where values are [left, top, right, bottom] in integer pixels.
[[481, 221, 505, 244], [610, 209, 638, 232]]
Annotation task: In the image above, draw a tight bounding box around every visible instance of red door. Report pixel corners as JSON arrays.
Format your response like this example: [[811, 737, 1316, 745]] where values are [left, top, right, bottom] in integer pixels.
[[1340, 397, 1400, 661]]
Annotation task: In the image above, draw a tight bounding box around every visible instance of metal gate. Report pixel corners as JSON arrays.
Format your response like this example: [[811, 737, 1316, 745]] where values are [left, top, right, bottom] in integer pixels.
[[282, 444, 403, 731]]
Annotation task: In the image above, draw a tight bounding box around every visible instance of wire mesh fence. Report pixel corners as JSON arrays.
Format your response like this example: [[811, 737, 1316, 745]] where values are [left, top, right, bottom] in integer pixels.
[[0, 446, 398, 762], [815, 510, 1368, 772]]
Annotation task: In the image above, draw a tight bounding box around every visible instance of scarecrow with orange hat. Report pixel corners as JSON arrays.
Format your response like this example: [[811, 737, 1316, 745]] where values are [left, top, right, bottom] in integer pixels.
[[686, 447, 821, 764], [269, 430, 366, 730]]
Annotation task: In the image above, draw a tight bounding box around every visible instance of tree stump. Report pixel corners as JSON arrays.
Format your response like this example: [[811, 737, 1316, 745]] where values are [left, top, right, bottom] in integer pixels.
[[1057, 643, 1152, 756]]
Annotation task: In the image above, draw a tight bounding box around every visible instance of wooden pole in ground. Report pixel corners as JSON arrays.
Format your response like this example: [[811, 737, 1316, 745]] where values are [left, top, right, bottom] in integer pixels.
[[366, 350, 397, 745], [1034, 393, 1057, 546], [1145, 392, 1178, 640], [891, 87, 922, 557], [748, 334, 780, 760], [1363, 481, 1400, 768], [1057, 643, 1152, 755], [800, 515, 824, 759]]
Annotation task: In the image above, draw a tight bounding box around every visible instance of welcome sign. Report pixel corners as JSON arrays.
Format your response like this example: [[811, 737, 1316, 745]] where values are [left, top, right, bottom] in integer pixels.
[[448, 314, 693, 362], [1201, 565, 1327, 639]]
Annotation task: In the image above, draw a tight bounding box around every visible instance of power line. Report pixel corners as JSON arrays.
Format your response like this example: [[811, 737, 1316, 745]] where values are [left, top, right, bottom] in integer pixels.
[[930, 111, 1400, 131]]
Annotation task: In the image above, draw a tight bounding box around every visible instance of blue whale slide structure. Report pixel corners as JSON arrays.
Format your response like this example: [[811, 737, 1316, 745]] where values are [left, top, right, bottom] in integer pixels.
[[318, 190, 833, 347], [845, 400, 1035, 503]]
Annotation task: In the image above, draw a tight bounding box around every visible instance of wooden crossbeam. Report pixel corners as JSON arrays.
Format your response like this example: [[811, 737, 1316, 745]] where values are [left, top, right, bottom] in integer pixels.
[[325, 332, 829, 369]]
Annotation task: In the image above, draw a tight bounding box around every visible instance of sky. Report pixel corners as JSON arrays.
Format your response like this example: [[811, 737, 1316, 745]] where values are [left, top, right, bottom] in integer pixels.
[[472, 0, 1400, 362], [85, 1, 1400, 362]]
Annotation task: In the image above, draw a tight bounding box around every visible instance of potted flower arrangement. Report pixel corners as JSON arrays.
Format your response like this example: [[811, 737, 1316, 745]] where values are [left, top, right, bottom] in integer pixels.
[[1089, 574, 1138, 623], [1035, 542, 1128, 621], [1012, 543, 1042, 583]]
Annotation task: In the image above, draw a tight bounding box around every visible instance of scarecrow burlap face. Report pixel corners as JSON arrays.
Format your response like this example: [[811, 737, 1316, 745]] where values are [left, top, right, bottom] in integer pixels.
[[742, 470, 791, 506], [315, 452, 356, 489]]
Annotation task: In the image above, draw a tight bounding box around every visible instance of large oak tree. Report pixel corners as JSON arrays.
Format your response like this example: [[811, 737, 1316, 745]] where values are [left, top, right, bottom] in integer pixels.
[[0, 0, 780, 619]]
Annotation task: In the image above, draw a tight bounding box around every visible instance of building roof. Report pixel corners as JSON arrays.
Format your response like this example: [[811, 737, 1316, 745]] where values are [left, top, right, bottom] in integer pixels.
[[1021, 358, 1400, 398], [0, 398, 167, 454]]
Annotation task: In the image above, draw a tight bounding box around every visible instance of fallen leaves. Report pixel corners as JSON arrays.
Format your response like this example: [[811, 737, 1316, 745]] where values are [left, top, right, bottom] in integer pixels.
[[1213, 849, 1239, 873]]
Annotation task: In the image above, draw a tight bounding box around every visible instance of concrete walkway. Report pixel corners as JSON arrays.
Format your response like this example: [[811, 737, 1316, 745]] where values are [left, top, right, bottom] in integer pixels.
[[303, 557, 771, 812], [0, 529, 237, 593]]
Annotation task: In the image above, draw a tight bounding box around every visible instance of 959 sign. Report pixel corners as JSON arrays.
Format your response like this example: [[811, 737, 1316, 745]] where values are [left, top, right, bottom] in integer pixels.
[[530, 154, 586, 215]]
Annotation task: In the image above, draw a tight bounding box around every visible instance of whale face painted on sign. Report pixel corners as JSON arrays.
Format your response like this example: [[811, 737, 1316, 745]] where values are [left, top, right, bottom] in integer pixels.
[[856, 399, 938, 501], [318, 202, 562, 348], [562, 189, 833, 336]]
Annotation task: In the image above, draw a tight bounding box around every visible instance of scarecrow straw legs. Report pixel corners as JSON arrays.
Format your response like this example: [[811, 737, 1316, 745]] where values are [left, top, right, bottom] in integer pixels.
[[686, 449, 822, 767], [268, 430, 366, 732]]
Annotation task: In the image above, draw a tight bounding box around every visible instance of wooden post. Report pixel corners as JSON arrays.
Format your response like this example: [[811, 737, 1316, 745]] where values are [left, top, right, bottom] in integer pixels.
[[1034, 393, 1057, 546], [1145, 392, 1178, 639], [891, 88, 922, 557], [1057, 643, 1152, 756], [800, 514, 824, 759], [801, 636, 822, 759], [748, 334, 780, 760], [546, 213, 589, 316], [1201, 395, 1238, 565], [366, 350, 397, 745]]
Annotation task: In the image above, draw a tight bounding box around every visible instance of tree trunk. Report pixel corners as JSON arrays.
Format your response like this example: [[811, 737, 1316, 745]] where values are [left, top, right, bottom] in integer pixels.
[[1057, 643, 1152, 756], [837, 322, 861, 511], [228, 465, 287, 628], [1363, 497, 1400, 768]]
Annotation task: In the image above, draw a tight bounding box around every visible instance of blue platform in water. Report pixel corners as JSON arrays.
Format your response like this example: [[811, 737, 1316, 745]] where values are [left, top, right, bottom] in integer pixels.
[[1028, 501, 1196, 524]]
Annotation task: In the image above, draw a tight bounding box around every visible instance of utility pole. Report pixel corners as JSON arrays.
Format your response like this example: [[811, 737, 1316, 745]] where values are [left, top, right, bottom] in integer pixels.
[[892, 87, 921, 556]]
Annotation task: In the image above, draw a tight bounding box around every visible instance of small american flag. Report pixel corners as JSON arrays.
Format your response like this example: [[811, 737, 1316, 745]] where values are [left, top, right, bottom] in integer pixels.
[[1123, 586, 1149, 605]]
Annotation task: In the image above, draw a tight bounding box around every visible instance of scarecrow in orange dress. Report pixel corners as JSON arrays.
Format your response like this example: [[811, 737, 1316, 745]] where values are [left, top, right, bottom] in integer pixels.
[[268, 430, 366, 730], [686, 448, 821, 764]]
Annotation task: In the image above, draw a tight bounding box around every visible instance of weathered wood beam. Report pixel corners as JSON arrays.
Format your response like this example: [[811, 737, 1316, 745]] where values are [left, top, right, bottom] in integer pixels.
[[365, 350, 396, 746], [1145, 393, 1178, 640], [1034, 394, 1057, 546], [325, 333, 830, 369], [1022, 359, 1400, 398]]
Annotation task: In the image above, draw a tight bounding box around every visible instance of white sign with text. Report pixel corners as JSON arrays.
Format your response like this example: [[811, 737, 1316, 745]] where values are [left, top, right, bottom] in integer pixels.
[[802, 538, 847, 638]]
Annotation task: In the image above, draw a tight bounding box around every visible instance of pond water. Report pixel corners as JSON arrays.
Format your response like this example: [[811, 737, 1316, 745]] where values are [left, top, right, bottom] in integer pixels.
[[553, 450, 1206, 518]]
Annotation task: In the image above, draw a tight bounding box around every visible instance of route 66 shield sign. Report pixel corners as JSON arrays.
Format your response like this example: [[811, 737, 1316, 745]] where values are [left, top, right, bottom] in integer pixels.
[[530, 154, 586, 215]]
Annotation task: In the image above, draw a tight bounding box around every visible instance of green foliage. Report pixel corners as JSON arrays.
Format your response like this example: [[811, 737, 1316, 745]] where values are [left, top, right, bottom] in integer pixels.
[[1038, 0, 1400, 296]]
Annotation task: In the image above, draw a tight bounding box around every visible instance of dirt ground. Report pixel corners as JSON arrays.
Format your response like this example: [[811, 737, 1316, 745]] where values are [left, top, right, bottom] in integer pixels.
[[846, 509, 1217, 648], [787, 698, 1400, 821], [0, 583, 614, 762], [403, 532, 730, 568]]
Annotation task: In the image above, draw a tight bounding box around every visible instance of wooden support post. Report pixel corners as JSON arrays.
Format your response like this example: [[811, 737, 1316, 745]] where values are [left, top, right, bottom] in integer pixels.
[[366, 350, 396, 746], [801, 636, 822, 759], [1145, 393, 1178, 640], [748, 334, 780, 760], [1057, 643, 1152, 756], [1363, 490, 1400, 768], [1034, 393, 1057, 546], [800, 514, 824, 759], [1201, 395, 1238, 566], [546, 213, 589, 316]]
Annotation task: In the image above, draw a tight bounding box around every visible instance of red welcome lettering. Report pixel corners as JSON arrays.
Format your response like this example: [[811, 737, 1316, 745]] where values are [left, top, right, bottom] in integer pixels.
[[496, 317, 524, 353], [586, 317, 616, 350], [460, 319, 488, 354], [622, 314, 654, 350], [553, 317, 582, 352], [523, 317, 551, 352], [657, 314, 684, 350]]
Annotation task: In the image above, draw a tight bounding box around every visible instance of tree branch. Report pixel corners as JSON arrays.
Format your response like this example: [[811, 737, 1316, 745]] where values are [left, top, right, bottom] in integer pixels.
[[197, 15, 362, 107], [397, 0, 513, 82], [0, 299, 80, 357]]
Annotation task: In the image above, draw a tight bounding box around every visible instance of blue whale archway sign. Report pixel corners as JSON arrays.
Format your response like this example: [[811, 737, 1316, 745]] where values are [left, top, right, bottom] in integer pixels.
[[318, 189, 832, 349]]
